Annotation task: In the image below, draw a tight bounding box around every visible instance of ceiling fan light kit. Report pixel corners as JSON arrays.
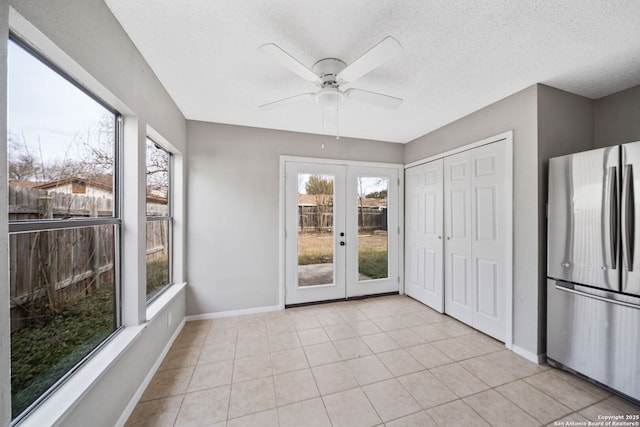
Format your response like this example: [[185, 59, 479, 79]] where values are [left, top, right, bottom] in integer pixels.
[[315, 87, 344, 108], [259, 36, 403, 113]]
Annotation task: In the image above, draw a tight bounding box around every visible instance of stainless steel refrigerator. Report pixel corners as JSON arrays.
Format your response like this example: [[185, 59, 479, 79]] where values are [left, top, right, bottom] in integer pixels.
[[547, 142, 640, 402]]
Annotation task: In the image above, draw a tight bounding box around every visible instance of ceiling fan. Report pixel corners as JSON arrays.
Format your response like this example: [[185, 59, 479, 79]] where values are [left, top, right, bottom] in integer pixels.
[[259, 36, 403, 111]]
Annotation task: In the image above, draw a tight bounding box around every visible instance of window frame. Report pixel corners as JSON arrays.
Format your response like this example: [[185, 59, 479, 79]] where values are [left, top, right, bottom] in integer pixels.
[[7, 33, 124, 424], [145, 137, 174, 303]]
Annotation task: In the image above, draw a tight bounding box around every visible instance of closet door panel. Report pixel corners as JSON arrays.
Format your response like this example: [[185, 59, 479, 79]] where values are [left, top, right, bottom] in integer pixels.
[[471, 141, 507, 341], [404, 160, 444, 312], [444, 152, 473, 325]]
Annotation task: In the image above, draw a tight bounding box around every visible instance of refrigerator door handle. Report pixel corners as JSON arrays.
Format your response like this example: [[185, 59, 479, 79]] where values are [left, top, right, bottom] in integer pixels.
[[605, 166, 618, 269], [622, 164, 635, 271]]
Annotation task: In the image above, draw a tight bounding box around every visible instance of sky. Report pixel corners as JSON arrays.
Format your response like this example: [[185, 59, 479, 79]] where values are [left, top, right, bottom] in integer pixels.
[[7, 39, 113, 166], [297, 173, 388, 196]]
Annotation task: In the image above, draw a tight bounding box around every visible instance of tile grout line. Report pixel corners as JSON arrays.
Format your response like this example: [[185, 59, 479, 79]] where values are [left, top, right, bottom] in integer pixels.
[[172, 320, 213, 427], [129, 296, 640, 426], [292, 311, 337, 427]]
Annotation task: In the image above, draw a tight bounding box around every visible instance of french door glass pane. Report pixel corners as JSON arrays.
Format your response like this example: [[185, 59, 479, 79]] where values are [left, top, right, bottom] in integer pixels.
[[9, 225, 117, 416], [357, 177, 389, 280], [297, 173, 335, 287]]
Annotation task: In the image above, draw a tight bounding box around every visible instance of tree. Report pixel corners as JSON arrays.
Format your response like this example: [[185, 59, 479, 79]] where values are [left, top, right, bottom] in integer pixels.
[[305, 175, 334, 231], [8, 133, 38, 181], [8, 113, 117, 185], [145, 139, 170, 200], [357, 177, 386, 229], [366, 189, 388, 199], [305, 175, 333, 196]]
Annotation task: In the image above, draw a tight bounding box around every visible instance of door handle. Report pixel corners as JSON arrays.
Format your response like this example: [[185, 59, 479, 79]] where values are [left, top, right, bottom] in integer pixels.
[[340, 241, 345, 246], [622, 164, 634, 271], [605, 166, 618, 269]]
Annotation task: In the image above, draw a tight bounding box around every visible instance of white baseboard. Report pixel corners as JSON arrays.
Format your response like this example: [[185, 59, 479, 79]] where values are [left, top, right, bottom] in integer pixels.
[[512, 344, 545, 364], [115, 317, 186, 427], [185, 305, 282, 321]]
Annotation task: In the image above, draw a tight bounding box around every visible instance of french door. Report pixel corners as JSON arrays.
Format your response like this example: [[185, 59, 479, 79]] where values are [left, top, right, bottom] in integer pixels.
[[284, 161, 400, 305]]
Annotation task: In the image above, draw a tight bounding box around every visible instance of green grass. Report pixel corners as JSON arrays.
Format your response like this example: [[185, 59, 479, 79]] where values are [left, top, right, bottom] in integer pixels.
[[146, 256, 169, 300], [298, 253, 333, 265], [10, 257, 170, 418], [358, 249, 388, 279], [11, 285, 115, 417], [298, 249, 388, 279]]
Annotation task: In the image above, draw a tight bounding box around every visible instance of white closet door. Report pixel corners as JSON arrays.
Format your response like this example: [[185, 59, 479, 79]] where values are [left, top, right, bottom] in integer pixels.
[[405, 160, 444, 312], [444, 151, 473, 326], [470, 140, 507, 341]]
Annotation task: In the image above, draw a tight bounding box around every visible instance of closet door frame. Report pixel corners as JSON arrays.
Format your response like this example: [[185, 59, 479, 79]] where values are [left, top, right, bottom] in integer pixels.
[[404, 131, 513, 349]]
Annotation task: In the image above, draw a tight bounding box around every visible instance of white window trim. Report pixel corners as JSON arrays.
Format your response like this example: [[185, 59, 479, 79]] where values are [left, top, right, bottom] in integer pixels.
[[5, 8, 187, 425]]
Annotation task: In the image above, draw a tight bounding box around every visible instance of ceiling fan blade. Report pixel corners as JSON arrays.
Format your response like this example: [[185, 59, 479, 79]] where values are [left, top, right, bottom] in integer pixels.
[[259, 92, 316, 111], [337, 36, 402, 83], [345, 88, 402, 109], [259, 43, 320, 83]]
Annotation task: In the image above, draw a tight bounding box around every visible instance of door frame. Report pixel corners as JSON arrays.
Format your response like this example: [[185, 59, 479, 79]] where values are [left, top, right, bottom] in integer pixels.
[[279, 156, 404, 308], [403, 131, 513, 350]]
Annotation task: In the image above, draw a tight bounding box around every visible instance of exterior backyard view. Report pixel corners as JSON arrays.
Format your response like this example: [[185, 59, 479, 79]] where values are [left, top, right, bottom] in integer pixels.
[[297, 174, 389, 286], [7, 39, 170, 418]]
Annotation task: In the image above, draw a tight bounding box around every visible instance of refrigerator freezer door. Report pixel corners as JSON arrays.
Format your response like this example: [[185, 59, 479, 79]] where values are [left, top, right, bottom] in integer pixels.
[[548, 146, 619, 291], [622, 141, 640, 296], [547, 280, 640, 402]]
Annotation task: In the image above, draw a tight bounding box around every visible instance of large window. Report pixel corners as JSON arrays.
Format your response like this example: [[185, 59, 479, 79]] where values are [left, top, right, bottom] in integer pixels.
[[145, 138, 172, 300], [7, 37, 121, 420]]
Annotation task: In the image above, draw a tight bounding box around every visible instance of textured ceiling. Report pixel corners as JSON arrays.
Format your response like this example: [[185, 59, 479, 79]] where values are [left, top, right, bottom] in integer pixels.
[[105, 0, 640, 143]]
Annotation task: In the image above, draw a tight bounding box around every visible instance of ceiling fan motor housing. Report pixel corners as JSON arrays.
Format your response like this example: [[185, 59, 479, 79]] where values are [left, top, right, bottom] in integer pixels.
[[313, 58, 346, 86], [313, 58, 346, 107]]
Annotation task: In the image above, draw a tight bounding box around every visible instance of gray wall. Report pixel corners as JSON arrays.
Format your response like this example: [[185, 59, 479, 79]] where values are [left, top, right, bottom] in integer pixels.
[[186, 121, 404, 315], [2, 1, 187, 425], [404, 85, 541, 356], [537, 85, 595, 353], [594, 84, 640, 148]]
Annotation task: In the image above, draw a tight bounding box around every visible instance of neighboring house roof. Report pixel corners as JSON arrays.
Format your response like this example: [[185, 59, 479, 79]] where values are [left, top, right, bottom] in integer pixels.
[[298, 194, 386, 207], [360, 198, 387, 207], [146, 194, 168, 204], [34, 177, 112, 192], [9, 180, 42, 189], [11, 177, 167, 204]]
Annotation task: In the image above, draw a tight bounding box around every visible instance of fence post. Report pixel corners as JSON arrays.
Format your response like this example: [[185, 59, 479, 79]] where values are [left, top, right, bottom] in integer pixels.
[[91, 197, 101, 290], [37, 195, 57, 310]]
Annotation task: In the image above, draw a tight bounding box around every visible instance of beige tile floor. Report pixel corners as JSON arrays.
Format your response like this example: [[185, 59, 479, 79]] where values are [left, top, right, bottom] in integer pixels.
[[125, 295, 640, 427]]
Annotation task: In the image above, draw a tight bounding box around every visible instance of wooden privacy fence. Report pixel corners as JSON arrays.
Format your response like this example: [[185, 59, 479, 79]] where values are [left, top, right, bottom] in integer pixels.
[[8, 185, 167, 332], [298, 205, 387, 232]]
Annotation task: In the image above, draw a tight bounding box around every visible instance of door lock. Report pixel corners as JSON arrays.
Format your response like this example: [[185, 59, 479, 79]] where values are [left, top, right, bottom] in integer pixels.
[[340, 241, 345, 246], [340, 232, 345, 237]]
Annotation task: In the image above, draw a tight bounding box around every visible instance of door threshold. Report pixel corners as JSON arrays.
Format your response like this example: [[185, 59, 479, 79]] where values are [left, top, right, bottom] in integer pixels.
[[285, 291, 399, 309]]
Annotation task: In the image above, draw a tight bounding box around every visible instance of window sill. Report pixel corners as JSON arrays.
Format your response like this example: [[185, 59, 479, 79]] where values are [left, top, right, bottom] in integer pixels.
[[146, 282, 186, 321], [16, 325, 144, 427], [17, 282, 186, 427]]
